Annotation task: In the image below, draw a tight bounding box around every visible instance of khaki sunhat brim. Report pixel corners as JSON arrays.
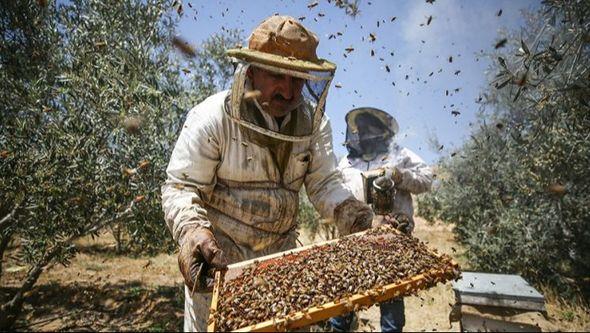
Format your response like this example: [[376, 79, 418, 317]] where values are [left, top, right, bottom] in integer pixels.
[[227, 48, 336, 73]]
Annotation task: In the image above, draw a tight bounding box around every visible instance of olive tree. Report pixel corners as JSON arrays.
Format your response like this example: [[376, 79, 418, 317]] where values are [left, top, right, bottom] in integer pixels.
[[417, 0, 590, 298], [0, 0, 242, 328]]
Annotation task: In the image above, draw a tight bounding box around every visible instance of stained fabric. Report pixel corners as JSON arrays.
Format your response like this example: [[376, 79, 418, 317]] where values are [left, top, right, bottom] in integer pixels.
[[162, 90, 352, 256], [161, 89, 354, 331]]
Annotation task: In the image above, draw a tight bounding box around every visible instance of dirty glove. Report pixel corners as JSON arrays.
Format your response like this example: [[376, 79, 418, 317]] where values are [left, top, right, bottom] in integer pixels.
[[389, 166, 403, 185], [383, 213, 413, 234], [178, 226, 228, 293], [334, 198, 374, 236]]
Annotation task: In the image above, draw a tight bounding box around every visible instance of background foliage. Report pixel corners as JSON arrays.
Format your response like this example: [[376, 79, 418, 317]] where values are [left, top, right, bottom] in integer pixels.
[[298, 188, 338, 242], [0, 0, 241, 327], [417, 0, 589, 299]]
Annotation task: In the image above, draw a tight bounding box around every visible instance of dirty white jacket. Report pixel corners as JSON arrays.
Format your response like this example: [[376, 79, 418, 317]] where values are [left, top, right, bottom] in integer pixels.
[[162, 90, 353, 264], [338, 144, 433, 232]]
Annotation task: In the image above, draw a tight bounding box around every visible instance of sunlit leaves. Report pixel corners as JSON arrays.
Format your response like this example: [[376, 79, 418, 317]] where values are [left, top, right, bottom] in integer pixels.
[[332, 0, 360, 18], [189, 29, 243, 95], [1, 0, 243, 277], [417, 0, 590, 293]]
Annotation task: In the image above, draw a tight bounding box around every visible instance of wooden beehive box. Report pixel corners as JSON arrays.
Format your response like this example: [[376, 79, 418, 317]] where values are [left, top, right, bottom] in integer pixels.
[[208, 226, 461, 332], [451, 272, 556, 332]]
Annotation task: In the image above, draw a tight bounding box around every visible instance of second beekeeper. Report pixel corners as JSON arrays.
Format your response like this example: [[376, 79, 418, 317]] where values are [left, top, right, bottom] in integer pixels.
[[330, 107, 434, 332]]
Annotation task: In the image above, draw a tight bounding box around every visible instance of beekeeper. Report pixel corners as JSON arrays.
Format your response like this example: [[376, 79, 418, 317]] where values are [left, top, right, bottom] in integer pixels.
[[330, 107, 433, 332], [161, 16, 373, 332]]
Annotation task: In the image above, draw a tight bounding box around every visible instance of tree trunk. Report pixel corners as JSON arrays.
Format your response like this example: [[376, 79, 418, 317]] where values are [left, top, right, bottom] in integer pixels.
[[0, 245, 61, 330], [111, 223, 125, 254], [0, 232, 13, 281], [0, 202, 19, 280]]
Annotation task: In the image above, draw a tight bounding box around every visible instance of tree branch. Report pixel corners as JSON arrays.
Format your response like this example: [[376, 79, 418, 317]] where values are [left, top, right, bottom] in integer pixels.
[[565, 35, 584, 85], [0, 200, 22, 234]]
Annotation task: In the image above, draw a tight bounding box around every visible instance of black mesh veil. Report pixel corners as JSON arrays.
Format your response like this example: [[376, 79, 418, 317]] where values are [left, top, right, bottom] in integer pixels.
[[345, 107, 399, 159]]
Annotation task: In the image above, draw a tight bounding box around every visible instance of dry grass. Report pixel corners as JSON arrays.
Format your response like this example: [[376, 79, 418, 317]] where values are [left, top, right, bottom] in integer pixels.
[[1, 233, 184, 331], [541, 285, 590, 331]]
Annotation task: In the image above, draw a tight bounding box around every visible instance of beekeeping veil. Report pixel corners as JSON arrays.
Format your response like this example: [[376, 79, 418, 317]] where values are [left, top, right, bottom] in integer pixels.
[[345, 107, 399, 161], [226, 15, 336, 142]]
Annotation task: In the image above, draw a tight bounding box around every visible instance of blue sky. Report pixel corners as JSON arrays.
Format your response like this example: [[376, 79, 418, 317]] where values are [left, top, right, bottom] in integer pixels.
[[176, 0, 540, 163]]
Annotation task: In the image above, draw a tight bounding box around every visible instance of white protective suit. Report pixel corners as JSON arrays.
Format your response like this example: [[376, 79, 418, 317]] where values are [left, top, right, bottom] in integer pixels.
[[162, 88, 354, 331], [338, 142, 433, 232]]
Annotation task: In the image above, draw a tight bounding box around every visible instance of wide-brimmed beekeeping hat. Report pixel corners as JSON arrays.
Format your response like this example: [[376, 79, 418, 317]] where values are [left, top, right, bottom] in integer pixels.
[[346, 108, 399, 137], [226, 15, 336, 73]]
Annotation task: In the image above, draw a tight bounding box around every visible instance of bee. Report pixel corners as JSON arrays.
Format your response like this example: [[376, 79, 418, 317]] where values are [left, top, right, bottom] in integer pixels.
[[172, 36, 196, 58]]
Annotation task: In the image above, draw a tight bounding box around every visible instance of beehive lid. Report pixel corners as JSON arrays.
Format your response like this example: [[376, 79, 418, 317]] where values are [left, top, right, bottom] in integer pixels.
[[453, 272, 545, 312]]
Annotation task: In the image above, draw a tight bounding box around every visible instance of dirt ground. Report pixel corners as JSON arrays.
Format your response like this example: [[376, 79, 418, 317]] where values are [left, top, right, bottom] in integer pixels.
[[1, 217, 588, 331]]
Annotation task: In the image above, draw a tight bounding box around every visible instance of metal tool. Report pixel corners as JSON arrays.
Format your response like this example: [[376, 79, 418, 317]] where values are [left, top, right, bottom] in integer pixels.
[[361, 168, 396, 215]]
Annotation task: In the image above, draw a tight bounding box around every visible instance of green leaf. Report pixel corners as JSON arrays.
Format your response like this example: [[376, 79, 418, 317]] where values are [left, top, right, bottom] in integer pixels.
[[495, 77, 512, 89]]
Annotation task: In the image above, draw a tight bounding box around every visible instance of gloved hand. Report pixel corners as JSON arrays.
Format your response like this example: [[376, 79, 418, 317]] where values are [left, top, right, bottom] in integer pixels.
[[178, 226, 228, 293], [383, 213, 413, 234], [390, 166, 403, 185], [334, 198, 374, 235]]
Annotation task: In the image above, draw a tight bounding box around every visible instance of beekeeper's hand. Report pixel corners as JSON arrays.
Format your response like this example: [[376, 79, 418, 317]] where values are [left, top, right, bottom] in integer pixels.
[[334, 198, 374, 235], [390, 166, 403, 185], [383, 213, 413, 234], [178, 226, 228, 293]]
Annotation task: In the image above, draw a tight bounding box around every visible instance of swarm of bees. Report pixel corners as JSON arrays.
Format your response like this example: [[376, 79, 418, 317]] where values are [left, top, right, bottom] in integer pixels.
[[211, 225, 460, 331]]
